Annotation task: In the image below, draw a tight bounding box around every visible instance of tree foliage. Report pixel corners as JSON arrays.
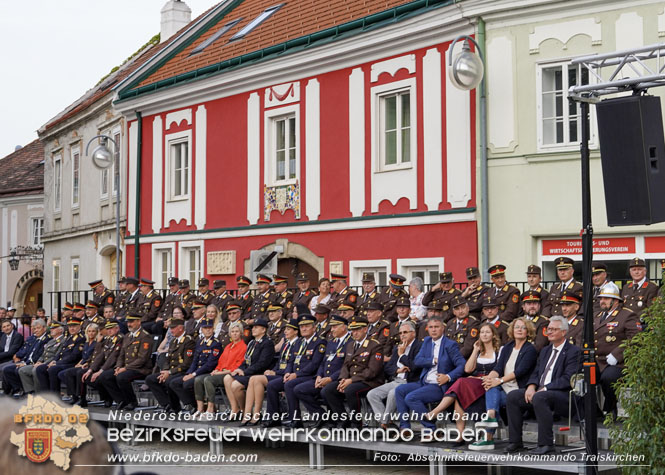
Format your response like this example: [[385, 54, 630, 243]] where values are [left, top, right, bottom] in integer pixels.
[[607, 291, 665, 474]]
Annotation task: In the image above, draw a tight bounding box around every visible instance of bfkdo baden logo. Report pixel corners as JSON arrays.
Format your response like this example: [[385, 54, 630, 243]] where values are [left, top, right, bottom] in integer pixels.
[[11, 395, 93, 471], [25, 428, 52, 463]]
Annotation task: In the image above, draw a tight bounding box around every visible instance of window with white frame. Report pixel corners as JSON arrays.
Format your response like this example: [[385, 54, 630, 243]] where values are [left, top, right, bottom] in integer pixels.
[[272, 114, 297, 183], [380, 89, 412, 167], [538, 62, 591, 148], [71, 259, 80, 291], [53, 154, 62, 212], [397, 258, 445, 287], [349, 259, 391, 287], [31, 217, 44, 246], [178, 243, 203, 286], [169, 139, 190, 200], [112, 131, 121, 196], [71, 147, 80, 208], [406, 267, 440, 286], [265, 104, 299, 186], [53, 260, 61, 292], [157, 248, 173, 289]]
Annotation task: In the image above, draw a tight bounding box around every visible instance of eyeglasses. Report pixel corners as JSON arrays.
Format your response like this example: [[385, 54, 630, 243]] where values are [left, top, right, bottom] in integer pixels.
[[399, 331, 414, 334], [546, 327, 563, 333], [513, 325, 527, 330]]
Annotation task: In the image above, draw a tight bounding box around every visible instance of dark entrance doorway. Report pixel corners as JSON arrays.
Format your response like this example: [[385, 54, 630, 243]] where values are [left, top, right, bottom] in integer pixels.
[[277, 258, 319, 289]]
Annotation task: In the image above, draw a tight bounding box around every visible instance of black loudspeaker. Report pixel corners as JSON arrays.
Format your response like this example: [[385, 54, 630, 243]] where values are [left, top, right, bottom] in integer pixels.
[[596, 95, 665, 226]]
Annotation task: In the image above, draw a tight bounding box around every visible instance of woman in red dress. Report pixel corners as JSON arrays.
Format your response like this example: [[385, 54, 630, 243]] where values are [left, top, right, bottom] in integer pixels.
[[426, 322, 501, 444]]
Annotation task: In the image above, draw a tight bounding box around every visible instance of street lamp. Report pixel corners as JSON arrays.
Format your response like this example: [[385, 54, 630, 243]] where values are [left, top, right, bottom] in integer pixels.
[[86, 135, 121, 291], [447, 35, 489, 279]]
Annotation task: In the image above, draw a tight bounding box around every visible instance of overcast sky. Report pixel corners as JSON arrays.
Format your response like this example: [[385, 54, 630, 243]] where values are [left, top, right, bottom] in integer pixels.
[[0, 0, 217, 158]]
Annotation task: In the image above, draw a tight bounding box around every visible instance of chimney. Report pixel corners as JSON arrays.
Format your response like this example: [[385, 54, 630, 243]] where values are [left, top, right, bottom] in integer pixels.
[[161, 0, 192, 43]]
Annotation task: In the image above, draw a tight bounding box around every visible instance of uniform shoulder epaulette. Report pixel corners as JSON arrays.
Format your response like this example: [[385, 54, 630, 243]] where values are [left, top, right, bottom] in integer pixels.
[[448, 288, 455, 294], [370, 291, 376, 298], [502, 284, 509, 291], [468, 315, 478, 321], [369, 338, 380, 345]]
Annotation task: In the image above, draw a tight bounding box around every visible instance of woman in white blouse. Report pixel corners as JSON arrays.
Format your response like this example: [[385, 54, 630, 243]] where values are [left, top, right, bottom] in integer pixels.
[[309, 278, 331, 315]]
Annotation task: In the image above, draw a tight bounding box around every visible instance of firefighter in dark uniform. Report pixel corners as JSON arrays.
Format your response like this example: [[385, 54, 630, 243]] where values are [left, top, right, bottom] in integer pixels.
[[170, 318, 222, 413], [487, 265, 521, 323], [122, 277, 143, 322], [211, 280, 233, 321], [380, 274, 410, 323], [479, 295, 510, 345], [89, 280, 115, 317], [82, 301, 105, 331], [185, 301, 207, 337], [520, 290, 550, 352], [313, 304, 333, 340], [590, 262, 611, 315], [97, 312, 153, 410], [293, 273, 316, 310], [145, 317, 195, 413], [357, 272, 382, 317], [177, 279, 197, 318], [365, 301, 391, 357], [62, 321, 104, 405], [265, 313, 327, 427], [322, 315, 384, 428], [35, 316, 85, 392], [272, 274, 294, 313], [159, 277, 181, 323], [386, 297, 414, 358], [266, 303, 287, 348], [248, 274, 276, 325], [328, 273, 359, 311], [594, 283, 641, 416], [293, 315, 350, 428], [422, 272, 462, 324], [444, 296, 479, 359], [236, 276, 254, 318], [217, 302, 248, 347], [560, 291, 584, 347], [621, 257, 659, 320], [461, 267, 489, 319], [524, 265, 551, 316], [197, 278, 215, 307], [114, 277, 130, 320], [139, 278, 163, 333], [546, 257, 583, 317], [86, 319, 124, 407]]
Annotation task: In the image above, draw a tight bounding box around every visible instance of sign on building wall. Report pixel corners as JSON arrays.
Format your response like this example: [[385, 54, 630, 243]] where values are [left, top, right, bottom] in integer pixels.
[[542, 237, 636, 256]]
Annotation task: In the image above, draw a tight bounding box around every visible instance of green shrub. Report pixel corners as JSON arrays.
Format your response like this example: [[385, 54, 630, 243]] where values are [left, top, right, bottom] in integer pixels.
[[607, 292, 665, 474]]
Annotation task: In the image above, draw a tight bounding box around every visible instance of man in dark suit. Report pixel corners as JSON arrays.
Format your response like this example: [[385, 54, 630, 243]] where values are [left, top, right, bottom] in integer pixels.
[[394, 316, 466, 432], [367, 320, 422, 428], [0, 320, 24, 364], [505, 315, 582, 455]]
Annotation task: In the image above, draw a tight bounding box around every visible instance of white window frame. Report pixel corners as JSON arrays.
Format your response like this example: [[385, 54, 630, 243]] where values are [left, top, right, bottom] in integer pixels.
[[178, 240, 204, 285], [264, 104, 299, 186], [29, 217, 44, 246], [348, 259, 392, 287], [53, 259, 61, 292], [53, 154, 62, 212], [71, 145, 81, 209], [397, 258, 445, 286], [152, 243, 176, 290], [536, 60, 597, 152], [71, 258, 80, 291], [166, 130, 192, 202], [371, 78, 417, 172], [112, 127, 121, 198]]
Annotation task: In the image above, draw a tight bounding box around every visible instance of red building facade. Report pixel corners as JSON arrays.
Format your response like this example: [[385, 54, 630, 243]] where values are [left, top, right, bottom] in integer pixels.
[[115, 0, 479, 289]]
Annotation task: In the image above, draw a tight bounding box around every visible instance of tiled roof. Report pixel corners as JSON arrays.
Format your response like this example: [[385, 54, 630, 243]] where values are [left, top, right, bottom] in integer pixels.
[[0, 139, 44, 197], [134, 0, 420, 89]]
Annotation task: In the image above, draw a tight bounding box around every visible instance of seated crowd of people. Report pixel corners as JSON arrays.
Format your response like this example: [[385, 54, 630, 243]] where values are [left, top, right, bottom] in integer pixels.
[[0, 256, 656, 454]]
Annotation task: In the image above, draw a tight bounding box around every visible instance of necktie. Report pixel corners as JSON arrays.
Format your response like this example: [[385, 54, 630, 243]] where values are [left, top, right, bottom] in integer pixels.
[[354, 341, 360, 352], [539, 348, 559, 389], [456, 320, 461, 332], [601, 311, 609, 323]]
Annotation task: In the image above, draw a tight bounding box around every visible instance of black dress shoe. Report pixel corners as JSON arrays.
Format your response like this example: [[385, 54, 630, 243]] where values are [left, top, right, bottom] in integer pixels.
[[283, 420, 303, 429], [504, 443, 524, 453], [530, 445, 555, 455], [62, 396, 73, 402], [13, 390, 25, 399], [117, 402, 128, 410], [103, 400, 113, 408], [124, 403, 137, 411], [261, 420, 281, 428], [69, 397, 79, 405], [450, 439, 466, 447], [78, 399, 88, 408]]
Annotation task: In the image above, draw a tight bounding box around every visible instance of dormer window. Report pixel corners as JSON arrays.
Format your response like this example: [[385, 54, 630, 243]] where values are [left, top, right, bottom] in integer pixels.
[[190, 19, 243, 55], [229, 4, 284, 41]]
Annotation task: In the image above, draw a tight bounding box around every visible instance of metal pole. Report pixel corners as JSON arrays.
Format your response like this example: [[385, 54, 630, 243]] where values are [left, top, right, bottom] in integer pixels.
[[116, 140, 121, 291], [579, 100, 598, 473], [477, 19, 489, 281]]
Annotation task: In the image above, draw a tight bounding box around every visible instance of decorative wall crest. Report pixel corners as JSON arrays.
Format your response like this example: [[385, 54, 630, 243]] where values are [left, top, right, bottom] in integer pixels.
[[264, 181, 300, 221]]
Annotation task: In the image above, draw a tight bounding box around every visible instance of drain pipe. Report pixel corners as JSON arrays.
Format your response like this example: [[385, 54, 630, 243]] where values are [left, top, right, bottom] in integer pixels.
[[134, 111, 142, 277], [477, 17, 489, 281]]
